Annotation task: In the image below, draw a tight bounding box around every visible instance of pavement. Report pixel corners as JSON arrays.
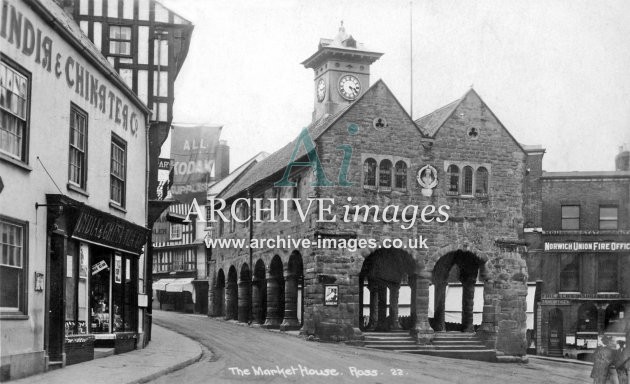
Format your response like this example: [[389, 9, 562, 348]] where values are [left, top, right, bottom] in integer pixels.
[[11, 325, 203, 384]]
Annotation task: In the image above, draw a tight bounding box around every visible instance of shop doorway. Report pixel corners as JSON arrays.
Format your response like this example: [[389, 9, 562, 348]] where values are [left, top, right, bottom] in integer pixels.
[[548, 308, 564, 356], [46, 234, 65, 362]]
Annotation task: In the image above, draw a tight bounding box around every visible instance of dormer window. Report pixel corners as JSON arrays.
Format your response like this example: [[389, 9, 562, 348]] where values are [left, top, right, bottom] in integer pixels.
[[343, 36, 357, 48]]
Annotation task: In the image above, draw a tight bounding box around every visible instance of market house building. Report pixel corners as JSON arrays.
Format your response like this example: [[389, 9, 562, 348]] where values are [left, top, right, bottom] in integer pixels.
[[0, 0, 150, 380], [206, 25, 535, 362], [524, 147, 630, 358]]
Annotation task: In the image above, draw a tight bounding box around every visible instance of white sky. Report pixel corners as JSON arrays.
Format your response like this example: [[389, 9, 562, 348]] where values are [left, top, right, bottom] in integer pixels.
[[160, 0, 630, 172]]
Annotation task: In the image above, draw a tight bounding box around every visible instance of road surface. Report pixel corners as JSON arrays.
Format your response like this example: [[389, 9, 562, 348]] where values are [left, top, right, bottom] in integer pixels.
[[151, 310, 591, 384]]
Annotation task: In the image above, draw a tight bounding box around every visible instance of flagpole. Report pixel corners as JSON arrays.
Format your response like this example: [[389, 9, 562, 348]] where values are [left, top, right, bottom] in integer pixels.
[[409, 0, 413, 119]]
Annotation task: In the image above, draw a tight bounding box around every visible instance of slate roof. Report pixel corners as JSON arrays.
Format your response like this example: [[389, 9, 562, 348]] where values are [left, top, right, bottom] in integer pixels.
[[208, 151, 269, 198], [414, 98, 461, 137], [220, 106, 350, 201], [30, 0, 149, 112]]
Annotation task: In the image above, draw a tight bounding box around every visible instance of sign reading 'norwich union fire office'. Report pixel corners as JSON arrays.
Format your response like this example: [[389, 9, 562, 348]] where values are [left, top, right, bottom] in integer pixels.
[[544, 241, 630, 252]]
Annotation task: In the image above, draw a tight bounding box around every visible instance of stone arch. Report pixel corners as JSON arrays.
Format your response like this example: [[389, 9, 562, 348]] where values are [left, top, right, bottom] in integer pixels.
[[281, 251, 304, 331], [359, 248, 416, 332], [431, 250, 487, 332], [252, 259, 267, 324], [238, 263, 251, 323], [225, 266, 238, 320], [263, 255, 284, 328], [212, 269, 226, 317]]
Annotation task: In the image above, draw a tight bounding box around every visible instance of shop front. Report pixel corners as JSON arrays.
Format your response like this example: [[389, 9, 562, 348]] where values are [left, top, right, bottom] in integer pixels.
[[46, 195, 149, 366]]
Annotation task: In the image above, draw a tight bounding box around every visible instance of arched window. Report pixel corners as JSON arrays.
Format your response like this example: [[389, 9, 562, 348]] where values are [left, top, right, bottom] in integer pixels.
[[379, 159, 392, 188], [577, 303, 598, 332], [447, 165, 459, 195], [394, 161, 407, 189], [475, 167, 488, 195], [363, 158, 377, 188], [462, 166, 474, 195]]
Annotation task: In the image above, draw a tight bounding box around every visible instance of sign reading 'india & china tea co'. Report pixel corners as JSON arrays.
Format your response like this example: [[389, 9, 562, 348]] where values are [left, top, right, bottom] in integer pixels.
[[72, 206, 149, 254], [544, 241, 630, 252]]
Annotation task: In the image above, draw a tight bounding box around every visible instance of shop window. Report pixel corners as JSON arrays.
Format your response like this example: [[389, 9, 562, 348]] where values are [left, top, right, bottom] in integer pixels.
[[599, 206, 618, 230], [446, 165, 459, 195], [363, 158, 376, 189], [170, 223, 182, 240], [462, 166, 473, 195], [109, 26, 132, 57], [0, 59, 29, 163], [68, 105, 88, 189], [394, 161, 407, 189], [561, 205, 580, 230], [475, 167, 488, 196], [598, 254, 618, 292], [110, 135, 127, 207], [0, 216, 27, 315], [604, 303, 625, 332], [559, 254, 580, 292], [379, 159, 392, 189], [577, 303, 598, 332]]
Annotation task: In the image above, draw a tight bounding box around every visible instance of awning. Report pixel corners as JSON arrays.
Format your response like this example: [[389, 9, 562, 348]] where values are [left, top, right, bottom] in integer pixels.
[[152, 278, 177, 291], [165, 278, 195, 294]]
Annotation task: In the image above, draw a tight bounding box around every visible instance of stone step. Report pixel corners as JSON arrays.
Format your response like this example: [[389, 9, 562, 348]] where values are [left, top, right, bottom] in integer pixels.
[[365, 344, 420, 351], [363, 331, 409, 337], [47, 361, 63, 371], [432, 344, 488, 351], [364, 336, 415, 341], [365, 338, 416, 345], [432, 340, 484, 345], [404, 349, 497, 362]]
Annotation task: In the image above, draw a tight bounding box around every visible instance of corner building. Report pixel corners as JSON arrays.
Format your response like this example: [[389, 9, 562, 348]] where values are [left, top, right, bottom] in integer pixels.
[[525, 148, 630, 358], [207, 26, 532, 361], [0, 0, 150, 380]]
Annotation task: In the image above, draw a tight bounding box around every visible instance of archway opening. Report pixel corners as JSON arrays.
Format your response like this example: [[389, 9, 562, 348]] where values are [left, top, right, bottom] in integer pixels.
[[213, 269, 225, 317], [359, 248, 416, 332], [226, 266, 238, 320], [431, 250, 486, 332], [281, 251, 304, 330], [252, 259, 267, 324], [238, 263, 251, 323], [263, 255, 284, 328]]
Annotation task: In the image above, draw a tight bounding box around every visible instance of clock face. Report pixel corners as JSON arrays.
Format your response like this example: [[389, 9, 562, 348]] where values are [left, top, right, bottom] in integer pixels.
[[317, 79, 326, 102], [338, 75, 361, 100]]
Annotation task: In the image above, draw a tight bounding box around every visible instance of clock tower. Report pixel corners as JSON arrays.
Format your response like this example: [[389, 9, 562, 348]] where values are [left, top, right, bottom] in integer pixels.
[[302, 22, 383, 122]]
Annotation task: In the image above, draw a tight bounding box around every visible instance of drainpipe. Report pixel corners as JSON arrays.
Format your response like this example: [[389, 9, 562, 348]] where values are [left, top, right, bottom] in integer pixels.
[[144, 119, 152, 345], [248, 190, 253, 323]]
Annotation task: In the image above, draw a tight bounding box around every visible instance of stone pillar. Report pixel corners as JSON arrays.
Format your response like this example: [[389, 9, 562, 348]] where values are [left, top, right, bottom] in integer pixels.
[[280, 273, 300, 331], [490, 240, 529, 361], [251, 280, 262, 324], [410, 269, 434, 344], [389, 284, 400, 330], [263, 275, 282, 328], [225, 280, 237, 320], [237, 279, 250, 323], [433, 282, 447, 332], [376, 284, 388, 331], [461, 277, 476, 332], [367, 280, 378, 331]]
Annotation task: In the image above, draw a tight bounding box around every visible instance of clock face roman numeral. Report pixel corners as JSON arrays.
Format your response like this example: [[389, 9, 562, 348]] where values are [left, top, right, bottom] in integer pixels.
[[338, 75, 360, 100]]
